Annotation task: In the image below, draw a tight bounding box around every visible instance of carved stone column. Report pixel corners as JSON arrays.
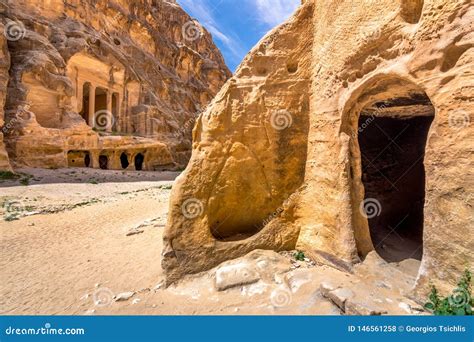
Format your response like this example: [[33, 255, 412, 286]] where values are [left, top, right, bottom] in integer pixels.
[[106, 90, 112, 132], [88, 84, 96, 127]]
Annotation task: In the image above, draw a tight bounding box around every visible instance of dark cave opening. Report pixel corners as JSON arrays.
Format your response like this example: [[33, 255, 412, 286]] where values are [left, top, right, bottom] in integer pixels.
[[135, 153, 144, 171], [99, 155, 108, 170], [120, 152, 129, 169], [358, 114, 433, 262]]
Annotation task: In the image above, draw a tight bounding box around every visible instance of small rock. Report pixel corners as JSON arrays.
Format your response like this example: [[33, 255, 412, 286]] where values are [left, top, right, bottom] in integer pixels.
[[132, 298, 141, 304], [153, 281, 164, 291], [114, 291, 135, 302], [345, 301, 386, 315], [398, 302, 412, 313], [325, 288, 354, 311], [375, 281, 392, 289], [319, 282, 336, 297], [126, 229, 144, 236], [215, 263, 260, 291], [84, 309, 95, 315], [94, 283, 100, 288]]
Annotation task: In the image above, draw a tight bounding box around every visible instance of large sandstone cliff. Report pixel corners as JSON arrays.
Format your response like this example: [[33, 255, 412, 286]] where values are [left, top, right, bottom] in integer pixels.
[[0, 21, 10, 170], [164, 0, 473, 300], [0, 0, 230, 170]]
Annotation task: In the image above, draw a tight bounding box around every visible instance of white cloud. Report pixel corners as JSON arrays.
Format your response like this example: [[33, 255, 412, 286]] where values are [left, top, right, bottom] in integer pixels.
[[177, 0, 246, 60], [252, 0, 300, 27]]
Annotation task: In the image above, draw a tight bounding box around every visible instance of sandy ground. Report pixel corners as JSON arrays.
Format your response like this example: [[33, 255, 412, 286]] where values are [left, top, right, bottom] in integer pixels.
[[1, 168, 425, 315]]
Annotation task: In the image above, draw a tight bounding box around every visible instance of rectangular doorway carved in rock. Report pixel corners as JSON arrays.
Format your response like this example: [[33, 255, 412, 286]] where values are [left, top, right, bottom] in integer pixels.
[[357, 94, 434, 263]]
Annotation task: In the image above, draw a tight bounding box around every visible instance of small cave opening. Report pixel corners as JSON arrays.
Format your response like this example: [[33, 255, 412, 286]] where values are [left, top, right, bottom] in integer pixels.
[[80, 83, 91, 125], [84, 153, 91, 167], [134, 153, 144, 171], [120, 152, 129, 169], [357, 93, 434, 262], [99, 155, 109, 170], [287, 62, 298, 74], [67, 150, 91, 168]]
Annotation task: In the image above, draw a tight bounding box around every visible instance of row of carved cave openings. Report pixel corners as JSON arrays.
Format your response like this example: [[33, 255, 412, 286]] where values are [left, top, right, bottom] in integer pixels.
[[209, 78, 435, 269], [67, 151, 145, 171]]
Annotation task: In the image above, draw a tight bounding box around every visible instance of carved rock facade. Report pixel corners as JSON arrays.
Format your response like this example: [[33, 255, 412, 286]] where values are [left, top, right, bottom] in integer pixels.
[[164, 0, 473, 298], [0, 0, 230, 170]]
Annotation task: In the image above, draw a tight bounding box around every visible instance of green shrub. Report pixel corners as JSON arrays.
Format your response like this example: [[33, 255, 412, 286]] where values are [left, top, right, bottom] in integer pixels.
[[0, 171, 19, 180], [424, 269, 473, 315], [19, 177, 30, 186], [294, 250, 305, 261]]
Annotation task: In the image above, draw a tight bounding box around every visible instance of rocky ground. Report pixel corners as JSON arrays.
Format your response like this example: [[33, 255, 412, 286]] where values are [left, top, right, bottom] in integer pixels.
[[0, 168, 426, 315]]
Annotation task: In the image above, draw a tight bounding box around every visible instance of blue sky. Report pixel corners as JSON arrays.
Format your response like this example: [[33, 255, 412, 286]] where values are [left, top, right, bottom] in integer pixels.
[[177, 0, 300, 71]]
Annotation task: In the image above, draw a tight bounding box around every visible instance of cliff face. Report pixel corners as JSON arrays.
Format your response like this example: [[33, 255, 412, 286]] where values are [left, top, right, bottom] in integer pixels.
[[0, 21, 11, 170], [164, 0, 473, 299], [0, 0, 231, 170]]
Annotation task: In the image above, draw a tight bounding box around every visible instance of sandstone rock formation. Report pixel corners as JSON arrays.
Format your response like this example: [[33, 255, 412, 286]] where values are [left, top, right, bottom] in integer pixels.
[[163, 0, 473, 300], [0, 0, 230, 170], [0, 22, 11, 170]]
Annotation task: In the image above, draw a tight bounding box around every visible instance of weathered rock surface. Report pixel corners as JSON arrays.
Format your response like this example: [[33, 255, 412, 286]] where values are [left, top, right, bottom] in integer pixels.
[[163, 0, 473, 300], [0, 0, 230, 170], [215, 249, 292, 291], [0, 22, 11, 170]]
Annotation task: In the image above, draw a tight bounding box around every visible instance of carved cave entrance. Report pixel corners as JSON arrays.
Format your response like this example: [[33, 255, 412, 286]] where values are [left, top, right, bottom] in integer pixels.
[[134, 153, 144, 171], [99, 155, 109, 170], [112, 92, 119, 131], [95, 87, 107, 114], [67, 150, 91, 168], [120, 152, 129, 169], [80, 83, 91, 125], [357, 90, 434, 262]]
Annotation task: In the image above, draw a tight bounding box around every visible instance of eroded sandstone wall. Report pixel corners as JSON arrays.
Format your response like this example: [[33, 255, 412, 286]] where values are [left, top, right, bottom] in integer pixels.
[[164, 0, 473, 298], [163, 1, 315, 282], [0, 22, 11, 170], [0, 0, 231, 170]]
